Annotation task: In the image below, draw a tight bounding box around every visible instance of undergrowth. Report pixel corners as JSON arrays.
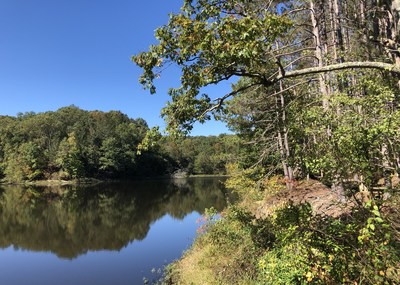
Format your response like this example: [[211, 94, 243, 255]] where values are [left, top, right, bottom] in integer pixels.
[[163, 171, 400, 284]]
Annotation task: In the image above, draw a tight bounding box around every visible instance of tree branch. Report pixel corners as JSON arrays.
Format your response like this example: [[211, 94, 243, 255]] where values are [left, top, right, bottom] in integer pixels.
[[276, 61, 400, 81], [199, 82, 261, 118]]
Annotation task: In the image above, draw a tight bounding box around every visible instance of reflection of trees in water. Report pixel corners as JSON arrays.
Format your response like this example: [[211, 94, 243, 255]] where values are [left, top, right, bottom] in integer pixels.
[[0, 178, 227, 259], [167, 178, 231, 219]]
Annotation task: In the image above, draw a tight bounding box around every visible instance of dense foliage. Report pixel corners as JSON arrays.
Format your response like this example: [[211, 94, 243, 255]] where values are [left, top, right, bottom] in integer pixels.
[[171, 200, 400, 284], [0, 106, 239, 182], [161, 134, 242, 174], [165, 175, 400, 285], [133, 0, 400, 192]]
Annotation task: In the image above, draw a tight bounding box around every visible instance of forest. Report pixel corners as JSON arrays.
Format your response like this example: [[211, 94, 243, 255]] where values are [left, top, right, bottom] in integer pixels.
[[132, 0, 400, 284], [0, 106, 241, 183]]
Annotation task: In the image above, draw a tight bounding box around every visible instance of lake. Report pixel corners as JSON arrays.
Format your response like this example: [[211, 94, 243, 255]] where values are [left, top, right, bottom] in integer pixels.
[[0, 177, 230, 285]]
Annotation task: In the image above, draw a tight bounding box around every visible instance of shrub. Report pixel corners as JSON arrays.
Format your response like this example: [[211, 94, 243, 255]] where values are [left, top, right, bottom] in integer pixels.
[[165, 191, 400, 285], [256, 201, 400, 284]]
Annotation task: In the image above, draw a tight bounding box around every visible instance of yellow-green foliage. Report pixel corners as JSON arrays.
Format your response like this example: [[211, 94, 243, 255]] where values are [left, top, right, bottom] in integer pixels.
[[163, 171, 400, 285], [259, 175, 288, 197], [258, 241, 309, 284], [166, 195, 400, 285], [166, 206, 262, 284], [225, 163, 265, 202]]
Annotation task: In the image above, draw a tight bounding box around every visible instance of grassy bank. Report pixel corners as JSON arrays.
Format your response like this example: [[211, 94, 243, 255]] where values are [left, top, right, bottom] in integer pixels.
[[164, 175, 400, 285]]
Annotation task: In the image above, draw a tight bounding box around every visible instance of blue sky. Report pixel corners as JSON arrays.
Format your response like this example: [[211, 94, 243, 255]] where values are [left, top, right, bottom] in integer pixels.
[[0, 0, 233, 136]]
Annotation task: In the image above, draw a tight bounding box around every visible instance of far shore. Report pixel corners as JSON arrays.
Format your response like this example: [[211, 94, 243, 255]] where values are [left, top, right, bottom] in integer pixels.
[[0, 174, 230, 187], [0, 178, 102, 187]]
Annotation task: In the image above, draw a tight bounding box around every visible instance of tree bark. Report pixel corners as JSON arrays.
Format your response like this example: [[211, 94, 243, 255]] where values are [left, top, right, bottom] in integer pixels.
[[310, 0, 329, 109], [276, 81, 293, 190], [276, 61, 400, 81]]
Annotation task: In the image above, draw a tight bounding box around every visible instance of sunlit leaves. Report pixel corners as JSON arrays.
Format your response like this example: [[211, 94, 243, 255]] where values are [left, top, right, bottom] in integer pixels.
[[132, 0, 293, 133], [0, 108, 156, 181]]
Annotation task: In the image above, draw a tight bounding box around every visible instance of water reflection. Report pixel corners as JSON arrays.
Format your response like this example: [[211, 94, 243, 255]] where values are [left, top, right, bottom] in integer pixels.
[[0, 177, 228, 259]]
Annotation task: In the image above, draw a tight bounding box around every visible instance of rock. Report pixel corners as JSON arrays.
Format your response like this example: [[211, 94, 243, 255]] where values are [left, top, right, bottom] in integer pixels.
[[171, 169, 188, 178]]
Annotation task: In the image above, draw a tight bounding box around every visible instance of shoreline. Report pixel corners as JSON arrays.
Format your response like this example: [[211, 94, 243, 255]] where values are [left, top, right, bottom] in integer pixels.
[[0, 174, 230, 187], [0, 178, 103, 187]]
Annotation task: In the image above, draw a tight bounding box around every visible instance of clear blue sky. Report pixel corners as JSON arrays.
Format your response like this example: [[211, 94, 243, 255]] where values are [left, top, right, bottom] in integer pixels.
[[0, 0, 233, 136]]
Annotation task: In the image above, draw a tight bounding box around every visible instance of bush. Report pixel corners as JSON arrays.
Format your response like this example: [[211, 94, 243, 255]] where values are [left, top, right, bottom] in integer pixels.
[[166, 189, 400, 285], [255, 201, 400, 284]]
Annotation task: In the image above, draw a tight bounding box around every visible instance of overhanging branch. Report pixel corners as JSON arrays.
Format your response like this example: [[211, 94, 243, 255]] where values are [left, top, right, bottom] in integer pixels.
[[277, 61, 400, 81]]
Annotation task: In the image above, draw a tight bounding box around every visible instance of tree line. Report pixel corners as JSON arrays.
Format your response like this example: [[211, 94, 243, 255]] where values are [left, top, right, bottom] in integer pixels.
[[0, 106, 241, 182]]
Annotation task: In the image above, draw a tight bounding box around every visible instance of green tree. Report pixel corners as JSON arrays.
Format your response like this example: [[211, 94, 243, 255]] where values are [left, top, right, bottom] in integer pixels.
[[0, 108, 158, 181], [4, 142, 46, 182], [56, 132, 85, 179], [133, 0, 400, 192], [133, 0, 399, 133]]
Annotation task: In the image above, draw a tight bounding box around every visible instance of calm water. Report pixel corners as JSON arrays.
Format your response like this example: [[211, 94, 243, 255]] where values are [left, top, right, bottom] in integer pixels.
[[0, 177, 229, 285]]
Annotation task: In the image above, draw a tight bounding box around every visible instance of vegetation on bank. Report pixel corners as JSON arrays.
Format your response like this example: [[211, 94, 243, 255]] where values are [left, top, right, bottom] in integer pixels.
[[0, 106, 242, 183], [164, 172, 400, 285]]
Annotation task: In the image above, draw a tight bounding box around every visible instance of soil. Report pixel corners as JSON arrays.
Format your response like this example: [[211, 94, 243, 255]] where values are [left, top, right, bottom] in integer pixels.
[[255, 179, 355, 219]]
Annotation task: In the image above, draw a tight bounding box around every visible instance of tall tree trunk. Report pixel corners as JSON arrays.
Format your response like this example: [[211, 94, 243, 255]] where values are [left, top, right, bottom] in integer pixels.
[[332, 0, 345, 63], [310, 0, 329, 109], [276, 81, 293, 190]]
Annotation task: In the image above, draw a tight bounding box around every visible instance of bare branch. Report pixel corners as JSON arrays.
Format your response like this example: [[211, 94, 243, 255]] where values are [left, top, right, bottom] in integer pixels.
[[275, 47, 316, 58], [275, 79, 317, 97], [199, 82, 261, 118]]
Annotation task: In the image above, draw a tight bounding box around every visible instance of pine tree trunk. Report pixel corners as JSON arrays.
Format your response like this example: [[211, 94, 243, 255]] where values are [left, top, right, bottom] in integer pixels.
[[276, 81, 293, 190], [310, 0, 329, 109]]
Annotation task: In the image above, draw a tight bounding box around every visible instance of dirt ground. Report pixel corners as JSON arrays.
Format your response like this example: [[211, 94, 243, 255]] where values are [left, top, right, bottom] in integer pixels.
[[255, 179, 355, 219]]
